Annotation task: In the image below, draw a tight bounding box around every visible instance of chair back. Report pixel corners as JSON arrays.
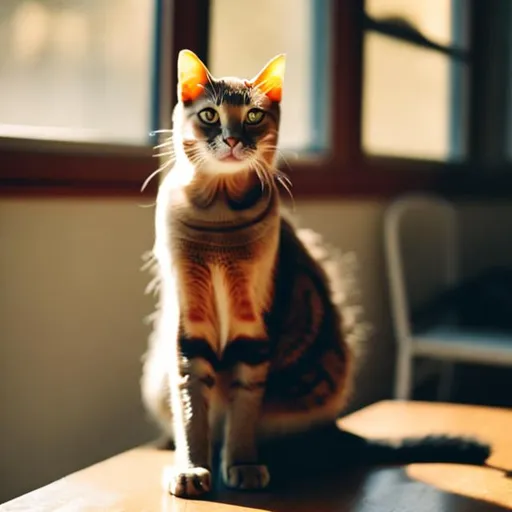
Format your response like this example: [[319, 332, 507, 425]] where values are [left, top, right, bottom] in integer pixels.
[[384, 194, 459, 345]]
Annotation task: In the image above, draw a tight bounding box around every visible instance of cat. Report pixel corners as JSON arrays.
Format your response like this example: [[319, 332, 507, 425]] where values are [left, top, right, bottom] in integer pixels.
[[140, 50, 490, 498]]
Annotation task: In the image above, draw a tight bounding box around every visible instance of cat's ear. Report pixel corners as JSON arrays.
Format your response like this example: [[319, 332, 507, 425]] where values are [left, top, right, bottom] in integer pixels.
[[177, 49, 211, 102], [249, 54, 286, 103]]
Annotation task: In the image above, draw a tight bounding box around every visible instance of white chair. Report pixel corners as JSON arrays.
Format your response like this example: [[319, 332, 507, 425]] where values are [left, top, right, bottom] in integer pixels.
[[384, 194, 512, 400]]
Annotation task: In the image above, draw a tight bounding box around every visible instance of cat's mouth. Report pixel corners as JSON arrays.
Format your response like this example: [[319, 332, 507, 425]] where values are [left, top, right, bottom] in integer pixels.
[[216, 146, 248, 163], [219, 153, 242, 162]]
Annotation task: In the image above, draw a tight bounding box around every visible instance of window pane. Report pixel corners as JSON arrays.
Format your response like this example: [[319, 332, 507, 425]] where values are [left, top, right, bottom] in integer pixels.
[[366, 0, 463, 48], [208, 0, 331, 152], [362, 33, 467, 161], [0, 0, 155, 145]]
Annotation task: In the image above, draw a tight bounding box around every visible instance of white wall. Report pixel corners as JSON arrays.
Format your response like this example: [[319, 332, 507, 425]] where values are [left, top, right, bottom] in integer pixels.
[[1, 196, 511, 502], [0, 199, 157, 502]]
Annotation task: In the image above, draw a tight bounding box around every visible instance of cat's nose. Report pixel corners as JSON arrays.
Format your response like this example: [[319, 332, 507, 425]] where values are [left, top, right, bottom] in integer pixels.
[[224, 137, 239, 148]]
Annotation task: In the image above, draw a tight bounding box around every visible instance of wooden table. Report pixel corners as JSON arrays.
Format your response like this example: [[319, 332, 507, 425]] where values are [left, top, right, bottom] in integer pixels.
[[2, 401, 511, 511]]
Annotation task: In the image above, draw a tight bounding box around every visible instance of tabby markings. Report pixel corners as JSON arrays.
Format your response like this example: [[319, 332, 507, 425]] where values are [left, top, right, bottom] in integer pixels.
[[178, 192, 274, 233], [178, 336, 271, 371]]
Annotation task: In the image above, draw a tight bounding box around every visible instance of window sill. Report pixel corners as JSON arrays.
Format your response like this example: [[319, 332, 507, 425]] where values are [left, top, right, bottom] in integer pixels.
[[0, 143, 157, 198], [287, 157, 512, 199], [1, 145, 512, 200]]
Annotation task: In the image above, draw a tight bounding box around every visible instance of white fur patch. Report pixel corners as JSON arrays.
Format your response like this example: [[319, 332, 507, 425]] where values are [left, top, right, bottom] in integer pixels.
[[211, 265, 230, 351]]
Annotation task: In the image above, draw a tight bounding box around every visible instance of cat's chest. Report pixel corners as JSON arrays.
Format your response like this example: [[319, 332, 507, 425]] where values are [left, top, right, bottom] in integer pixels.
[[173, 179, 267, 222], [208, 257, 274, 351], [167, 196, 278, 259]]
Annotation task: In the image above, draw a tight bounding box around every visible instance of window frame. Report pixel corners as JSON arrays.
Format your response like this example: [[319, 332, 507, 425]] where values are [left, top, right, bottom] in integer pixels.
[[1, 0, 512, 199]]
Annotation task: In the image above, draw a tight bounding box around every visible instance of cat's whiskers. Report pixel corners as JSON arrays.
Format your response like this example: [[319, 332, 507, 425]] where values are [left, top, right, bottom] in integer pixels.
[[141, 151, 178, 191], [188, 149, 208, 169], [153, 139, 174, 150], [269, 146, 298, 172], [259, 130, 297, 173], [255, 144, 295, 206], [149, 128, 174, 136], [137, 201, 157, 208], [141, 166, 167, 192], [277, 173, 295, 208], [253, 159, 274, 191], [249, 160, 266, 192], [246, 157, 265, 189], [153, 150, 175, 158], [142, 136, 178, 192], [276, 170, 292, 188], [152, 132, 175, 157], [259, 142, 294, 181]]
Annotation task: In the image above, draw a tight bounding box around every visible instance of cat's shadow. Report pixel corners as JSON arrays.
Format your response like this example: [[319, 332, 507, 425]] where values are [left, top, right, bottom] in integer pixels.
[[160, 427, 510, 511]]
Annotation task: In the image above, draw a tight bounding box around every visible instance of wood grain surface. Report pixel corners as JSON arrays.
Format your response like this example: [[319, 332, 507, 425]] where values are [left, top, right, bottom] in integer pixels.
[[2, 400, 511, 511]]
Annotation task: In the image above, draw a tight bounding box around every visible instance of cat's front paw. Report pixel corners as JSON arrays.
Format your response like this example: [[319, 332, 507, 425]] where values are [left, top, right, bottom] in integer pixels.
[[222, 464, 270, 490], [167, 466, 212, 497]]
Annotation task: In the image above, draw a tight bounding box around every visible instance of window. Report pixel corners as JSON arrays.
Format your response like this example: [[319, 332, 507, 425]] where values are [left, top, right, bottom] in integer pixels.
[[0, 0, 156, 145], [362, 0, 469, 161], [1, 0, 512, 198]]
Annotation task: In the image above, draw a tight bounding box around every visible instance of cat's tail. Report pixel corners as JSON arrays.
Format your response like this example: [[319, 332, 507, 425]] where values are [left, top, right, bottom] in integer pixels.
[[364, 434, 491, 465], [262, 427, 491, 479]]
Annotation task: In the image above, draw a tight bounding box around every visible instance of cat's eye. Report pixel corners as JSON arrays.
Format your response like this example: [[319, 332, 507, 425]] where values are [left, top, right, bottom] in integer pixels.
[[198, 108, 219, 124], [245, 109, 265, 125]]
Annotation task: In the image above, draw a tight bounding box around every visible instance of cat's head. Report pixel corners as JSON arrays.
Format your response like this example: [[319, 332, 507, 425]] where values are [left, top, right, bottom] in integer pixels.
[[172, 49, 285, 175]]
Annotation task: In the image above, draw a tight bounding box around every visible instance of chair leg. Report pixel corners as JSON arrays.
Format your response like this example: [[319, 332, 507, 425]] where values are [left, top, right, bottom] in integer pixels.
[[437, 361, 454, 402], [394, 352, 413, 400]]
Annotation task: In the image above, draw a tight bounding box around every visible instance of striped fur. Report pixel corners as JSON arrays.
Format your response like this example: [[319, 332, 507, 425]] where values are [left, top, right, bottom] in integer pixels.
[[140, 177, 362, 494], [140, 51, 364, 498]]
